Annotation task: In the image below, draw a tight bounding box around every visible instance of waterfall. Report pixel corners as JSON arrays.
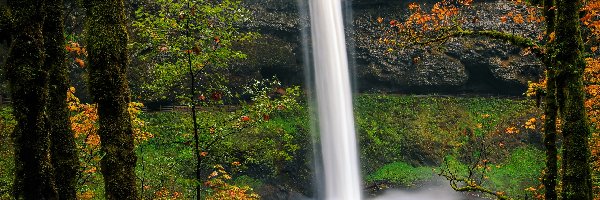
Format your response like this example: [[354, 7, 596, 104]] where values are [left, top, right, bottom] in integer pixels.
[[308, 1, 362, 199]]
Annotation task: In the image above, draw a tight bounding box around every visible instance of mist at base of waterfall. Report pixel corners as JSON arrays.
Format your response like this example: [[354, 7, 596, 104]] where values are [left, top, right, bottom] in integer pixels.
[[370, 178, 485, 200]]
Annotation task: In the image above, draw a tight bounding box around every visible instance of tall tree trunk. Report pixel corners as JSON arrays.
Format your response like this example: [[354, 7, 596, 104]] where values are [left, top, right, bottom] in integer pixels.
[[556, 0, 593, 199], [44, 0, 79, 199], [5, 0, 59, 199], [542, 0, 558, 199], [84, 0, 139, 199], [543, 72, 559, 200], [0, 3, 10, 42]]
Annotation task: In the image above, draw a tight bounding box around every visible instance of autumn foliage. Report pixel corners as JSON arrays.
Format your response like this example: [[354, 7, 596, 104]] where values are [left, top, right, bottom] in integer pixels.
[[204, 165, 260, 200], [67, 87, 152, 198], [585, 58, 600, 188], [65, 41, 87, 68]]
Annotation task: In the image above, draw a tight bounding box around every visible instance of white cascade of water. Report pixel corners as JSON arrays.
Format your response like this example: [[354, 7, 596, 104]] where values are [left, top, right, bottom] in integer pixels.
[[308, 1, 362, 199]]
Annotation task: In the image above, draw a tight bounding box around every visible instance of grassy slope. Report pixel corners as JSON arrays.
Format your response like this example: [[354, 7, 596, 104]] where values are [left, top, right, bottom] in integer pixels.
[[0, 95, 557, 199], [355, 95, 545, 198], [355, 94, 540, 169]]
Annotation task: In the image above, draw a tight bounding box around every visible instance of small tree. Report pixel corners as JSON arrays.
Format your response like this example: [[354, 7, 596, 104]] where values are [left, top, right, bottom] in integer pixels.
[[133, 0, 254, 198]]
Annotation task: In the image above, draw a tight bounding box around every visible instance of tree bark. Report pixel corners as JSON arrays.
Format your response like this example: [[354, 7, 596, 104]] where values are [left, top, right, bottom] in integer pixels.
[[84, 0, 139, 199], [556, 0, 593, 199], [5, 0, 59, 199], [0, 3, 10, 43], [542, 0, 558, 199], [44, 0, 79, 199], [543, 71, 559, 200]]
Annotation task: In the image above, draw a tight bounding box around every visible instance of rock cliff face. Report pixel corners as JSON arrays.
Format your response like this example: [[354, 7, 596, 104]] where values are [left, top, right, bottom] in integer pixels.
[[236, 0, 543, 95]]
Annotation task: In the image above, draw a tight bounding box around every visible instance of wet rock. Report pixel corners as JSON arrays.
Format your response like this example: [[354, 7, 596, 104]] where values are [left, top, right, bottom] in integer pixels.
[[238, 0, 544, 95]]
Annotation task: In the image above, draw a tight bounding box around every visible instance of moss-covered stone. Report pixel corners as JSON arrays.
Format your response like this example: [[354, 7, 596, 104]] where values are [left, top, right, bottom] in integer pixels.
[[84, 0, 139, 199]]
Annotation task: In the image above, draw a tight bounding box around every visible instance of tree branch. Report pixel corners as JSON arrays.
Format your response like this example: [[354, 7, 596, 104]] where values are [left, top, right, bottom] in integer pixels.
[[445, 177, 510, 200], [453, 29, 543, 56], [393, 24, 544, 57]]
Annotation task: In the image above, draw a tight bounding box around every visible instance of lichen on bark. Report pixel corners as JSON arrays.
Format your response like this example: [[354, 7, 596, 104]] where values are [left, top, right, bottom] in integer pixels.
[[5, 0, 59, 199], [44, 0, 79, 198], [542, 0, 558, 199], [555, 0, 593, 199], [84, 0, 139, 199]]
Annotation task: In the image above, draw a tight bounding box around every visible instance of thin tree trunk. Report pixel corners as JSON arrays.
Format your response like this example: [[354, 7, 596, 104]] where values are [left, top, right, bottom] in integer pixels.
[[185, 5, 202, 198], [543, 72, 558, 200], [5, 0, 58, 199], [44, 0, 79, 198], [542, 0, 558, 199], [85, 0, 139, 199], [189, 51, 202, 200], [556, 0, 593, 199]]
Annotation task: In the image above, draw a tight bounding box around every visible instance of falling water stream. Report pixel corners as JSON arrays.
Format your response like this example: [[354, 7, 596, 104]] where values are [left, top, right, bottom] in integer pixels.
[[308, 1, 362, 199]]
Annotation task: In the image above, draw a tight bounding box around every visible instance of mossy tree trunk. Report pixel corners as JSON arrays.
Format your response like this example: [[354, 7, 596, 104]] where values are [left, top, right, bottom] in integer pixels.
[[44, 0, 79, 198], [0, 3, 10, 43], [84, 0, 139, 199], [543, 72, 559, 200], [5, 0, 59, 199], [556, 0, 593, 199], [542, 0, 558, 199]]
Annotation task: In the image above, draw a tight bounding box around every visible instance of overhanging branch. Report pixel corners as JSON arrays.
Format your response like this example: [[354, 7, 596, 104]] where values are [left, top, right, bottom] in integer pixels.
[[453, 29, 543, 56]]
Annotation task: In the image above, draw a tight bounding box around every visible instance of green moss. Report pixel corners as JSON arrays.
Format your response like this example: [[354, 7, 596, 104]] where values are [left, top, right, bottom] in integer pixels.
[[43, 0, 79, 199], [85, 0, 138, 199], [456, 30, 542, 55], [5, 0, 59, 198], [355, 94, 538, 172], [366, 161, 433, 187], [487, 147, 545, 198], [554, 0, 593, 199]]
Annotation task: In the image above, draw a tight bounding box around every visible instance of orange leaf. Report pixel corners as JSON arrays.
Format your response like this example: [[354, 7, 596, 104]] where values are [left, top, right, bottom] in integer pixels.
[[241, 116, 250, 122], [549, 32, 556, 42], [75, 58, 85, 68], [581, 14, 593, 23]]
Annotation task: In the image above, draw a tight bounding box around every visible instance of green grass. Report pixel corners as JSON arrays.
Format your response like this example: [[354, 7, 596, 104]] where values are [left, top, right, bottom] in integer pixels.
[[0, 106, 15, 199], [436, 147, 545, 199], [354, 94, 539, 172], [487, 147, 545, 198], [366, 161, 434, 187], [355, 95, 548, 198]]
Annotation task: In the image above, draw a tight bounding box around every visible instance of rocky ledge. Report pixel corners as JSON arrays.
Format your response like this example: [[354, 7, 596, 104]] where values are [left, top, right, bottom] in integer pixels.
[[234, 0, 544, 96]]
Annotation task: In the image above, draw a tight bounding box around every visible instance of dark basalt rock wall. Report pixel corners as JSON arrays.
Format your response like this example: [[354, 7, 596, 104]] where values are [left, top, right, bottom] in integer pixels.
[[237, 0, 544, 95]]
